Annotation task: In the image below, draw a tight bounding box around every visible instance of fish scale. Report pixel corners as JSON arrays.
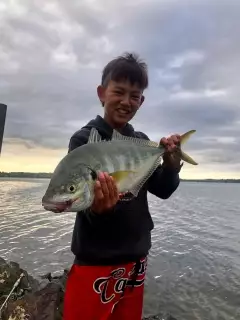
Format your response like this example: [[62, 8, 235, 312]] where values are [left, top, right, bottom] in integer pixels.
[[94, 142, 156, 174], [72, 140, 162, 194]]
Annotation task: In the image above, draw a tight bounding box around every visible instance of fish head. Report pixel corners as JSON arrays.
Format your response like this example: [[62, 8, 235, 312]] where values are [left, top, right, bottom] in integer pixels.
[[42, 163, 97, 213]]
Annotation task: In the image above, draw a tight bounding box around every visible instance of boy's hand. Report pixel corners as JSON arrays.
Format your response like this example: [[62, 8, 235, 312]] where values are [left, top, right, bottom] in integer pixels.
[[160, 134, 182, 170], [160, 134, 180, 152], [91, 172, 119, 214]]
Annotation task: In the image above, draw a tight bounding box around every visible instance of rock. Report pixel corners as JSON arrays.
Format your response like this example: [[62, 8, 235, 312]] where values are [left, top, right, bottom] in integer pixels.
[[0, 258, 39, 305], [0, 258, 66, 320], [0, 257, 178, 320], [2, 283, 63, 320], [39, 269, 69, 291]]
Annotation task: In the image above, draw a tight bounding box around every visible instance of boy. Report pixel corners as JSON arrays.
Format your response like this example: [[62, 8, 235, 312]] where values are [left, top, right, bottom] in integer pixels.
[[63, 52, 182, 320]]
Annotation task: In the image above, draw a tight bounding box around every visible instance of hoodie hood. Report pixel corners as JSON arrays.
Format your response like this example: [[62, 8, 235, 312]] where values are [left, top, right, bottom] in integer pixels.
[[81, 115, 136, 139]]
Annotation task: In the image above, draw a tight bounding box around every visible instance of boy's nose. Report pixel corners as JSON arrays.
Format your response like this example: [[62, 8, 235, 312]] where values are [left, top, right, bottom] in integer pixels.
[[120, 96, 131, 106]]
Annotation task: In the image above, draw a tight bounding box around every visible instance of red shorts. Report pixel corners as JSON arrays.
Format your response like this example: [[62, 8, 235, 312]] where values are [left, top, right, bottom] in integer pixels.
[[63, 257, 147, 320]]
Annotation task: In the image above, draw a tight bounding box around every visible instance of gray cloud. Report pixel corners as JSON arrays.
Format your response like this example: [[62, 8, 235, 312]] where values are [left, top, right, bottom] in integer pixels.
[[1, 0, 240, 171]]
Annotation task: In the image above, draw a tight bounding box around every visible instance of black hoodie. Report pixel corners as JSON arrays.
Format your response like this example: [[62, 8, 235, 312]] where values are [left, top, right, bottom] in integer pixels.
[[68, 115, 180, 265]]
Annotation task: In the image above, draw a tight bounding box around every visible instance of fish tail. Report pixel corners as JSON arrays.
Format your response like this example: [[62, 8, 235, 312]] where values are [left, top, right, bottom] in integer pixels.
[[178, 130, 198, 165]]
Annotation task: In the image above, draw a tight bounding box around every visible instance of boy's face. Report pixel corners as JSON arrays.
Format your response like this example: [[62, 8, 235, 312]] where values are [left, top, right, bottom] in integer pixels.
[[97, 80, 145, 128]]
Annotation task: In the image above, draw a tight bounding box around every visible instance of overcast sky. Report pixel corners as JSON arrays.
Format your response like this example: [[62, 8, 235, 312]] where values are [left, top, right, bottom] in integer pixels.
[[0, 0, 240, 179]]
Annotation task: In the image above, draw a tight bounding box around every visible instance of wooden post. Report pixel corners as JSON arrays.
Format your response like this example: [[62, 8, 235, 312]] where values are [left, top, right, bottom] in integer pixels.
[[0, 103, 7, 156]]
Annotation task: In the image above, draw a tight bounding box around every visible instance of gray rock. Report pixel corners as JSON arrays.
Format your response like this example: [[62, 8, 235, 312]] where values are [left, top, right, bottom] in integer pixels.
[[2, 282, 63, 320], [0, 258, 39, 302]]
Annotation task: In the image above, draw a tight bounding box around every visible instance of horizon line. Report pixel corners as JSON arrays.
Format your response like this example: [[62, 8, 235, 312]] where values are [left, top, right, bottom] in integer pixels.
[[0, 171, 240, 182]]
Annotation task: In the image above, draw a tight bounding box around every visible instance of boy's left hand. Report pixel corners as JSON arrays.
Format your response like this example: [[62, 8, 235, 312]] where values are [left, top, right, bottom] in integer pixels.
[[160, 134, 182, 170]]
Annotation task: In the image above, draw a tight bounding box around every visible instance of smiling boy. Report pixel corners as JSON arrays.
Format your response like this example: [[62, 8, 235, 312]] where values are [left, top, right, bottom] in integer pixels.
[[63, 52, 182, 320]]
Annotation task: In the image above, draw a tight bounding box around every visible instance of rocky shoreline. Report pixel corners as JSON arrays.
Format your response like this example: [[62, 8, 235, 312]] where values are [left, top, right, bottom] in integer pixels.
[[0, 257, 177, 320]]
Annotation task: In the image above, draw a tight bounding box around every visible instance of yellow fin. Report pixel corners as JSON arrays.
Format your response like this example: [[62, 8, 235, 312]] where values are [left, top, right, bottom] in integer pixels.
[[180, 130, 196, 145], [180, 150, 198, 165], [177, 129, 198, 165], [109, 170, 136, 182]]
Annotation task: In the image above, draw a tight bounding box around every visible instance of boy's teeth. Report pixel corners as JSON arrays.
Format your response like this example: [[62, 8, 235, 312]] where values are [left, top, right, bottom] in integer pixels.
[[118, 109, 128, 114]]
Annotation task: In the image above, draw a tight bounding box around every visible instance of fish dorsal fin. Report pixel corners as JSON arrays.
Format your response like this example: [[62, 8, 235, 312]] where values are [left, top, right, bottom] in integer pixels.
[[112, 129, 125, 140], [111, 129, 159, 148], [88, 128, 102, 143]]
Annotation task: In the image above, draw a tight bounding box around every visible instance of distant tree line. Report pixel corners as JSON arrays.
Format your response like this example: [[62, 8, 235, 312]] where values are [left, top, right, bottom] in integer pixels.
[[182, 178, 240, 183], [0, 172, 52, 178], [0, 172, 240, 183]]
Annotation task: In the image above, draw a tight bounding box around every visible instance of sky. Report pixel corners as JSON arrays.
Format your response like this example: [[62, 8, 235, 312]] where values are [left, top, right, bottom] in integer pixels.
[[0, 0, 240, 179]]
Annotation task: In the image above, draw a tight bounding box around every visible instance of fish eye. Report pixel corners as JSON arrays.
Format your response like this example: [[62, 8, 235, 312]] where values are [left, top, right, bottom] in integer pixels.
[[67, 185, 76, 193]]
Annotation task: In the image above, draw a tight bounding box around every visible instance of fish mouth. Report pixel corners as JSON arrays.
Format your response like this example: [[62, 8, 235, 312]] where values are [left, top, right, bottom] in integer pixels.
[[42, 199, 73, 213]]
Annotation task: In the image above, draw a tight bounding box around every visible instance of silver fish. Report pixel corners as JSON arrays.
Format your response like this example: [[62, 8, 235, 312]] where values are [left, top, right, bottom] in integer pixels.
[[42, 128, 198, 213]]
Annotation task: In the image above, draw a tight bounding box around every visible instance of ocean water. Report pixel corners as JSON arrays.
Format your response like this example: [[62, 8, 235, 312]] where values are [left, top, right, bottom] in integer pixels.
[[0, 178, 239, 320]]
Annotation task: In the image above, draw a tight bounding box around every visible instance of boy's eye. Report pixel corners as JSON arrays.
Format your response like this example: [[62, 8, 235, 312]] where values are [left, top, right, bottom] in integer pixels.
[[132, 96, 140, 100]]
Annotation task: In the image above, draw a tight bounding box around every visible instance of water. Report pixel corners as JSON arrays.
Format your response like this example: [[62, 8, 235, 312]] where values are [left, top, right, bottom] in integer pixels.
[[0, 178, 240, 320]]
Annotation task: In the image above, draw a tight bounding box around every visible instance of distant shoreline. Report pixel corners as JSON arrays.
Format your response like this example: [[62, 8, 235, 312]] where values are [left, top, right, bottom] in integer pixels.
[[0, 172, 239, 183]]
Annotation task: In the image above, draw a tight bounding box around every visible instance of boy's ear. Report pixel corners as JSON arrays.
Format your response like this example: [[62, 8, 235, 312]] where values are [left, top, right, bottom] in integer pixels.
[[139, 95, 145, 107], [97, 85, 105, 104]]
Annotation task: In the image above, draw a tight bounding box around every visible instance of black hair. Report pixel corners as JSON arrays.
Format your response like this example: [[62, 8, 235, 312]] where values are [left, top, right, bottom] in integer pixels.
[[101, 52, 148, 91]]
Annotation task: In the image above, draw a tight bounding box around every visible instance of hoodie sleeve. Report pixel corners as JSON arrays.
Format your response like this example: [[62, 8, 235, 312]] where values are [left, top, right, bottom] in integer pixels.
[[147, 165, 180, 199], [136, 132, 181, 199]]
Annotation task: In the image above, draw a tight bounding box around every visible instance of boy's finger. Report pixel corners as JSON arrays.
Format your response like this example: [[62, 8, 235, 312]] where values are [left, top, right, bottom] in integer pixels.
[[111, 177, 119, 201], [98, 172, 109, 198], [94, 180, 104, 201]]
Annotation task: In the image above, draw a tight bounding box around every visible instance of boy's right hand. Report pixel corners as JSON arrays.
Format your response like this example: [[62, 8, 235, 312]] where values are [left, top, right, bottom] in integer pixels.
[[90, 172, 119, 214]]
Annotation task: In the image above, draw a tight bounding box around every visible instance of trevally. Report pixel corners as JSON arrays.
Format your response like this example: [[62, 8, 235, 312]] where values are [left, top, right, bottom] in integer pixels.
[[42, 128, 198, 213]]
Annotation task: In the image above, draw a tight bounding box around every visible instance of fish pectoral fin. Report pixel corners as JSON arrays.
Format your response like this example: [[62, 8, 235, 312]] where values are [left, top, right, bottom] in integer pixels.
[[109, 170, 136, 182]]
